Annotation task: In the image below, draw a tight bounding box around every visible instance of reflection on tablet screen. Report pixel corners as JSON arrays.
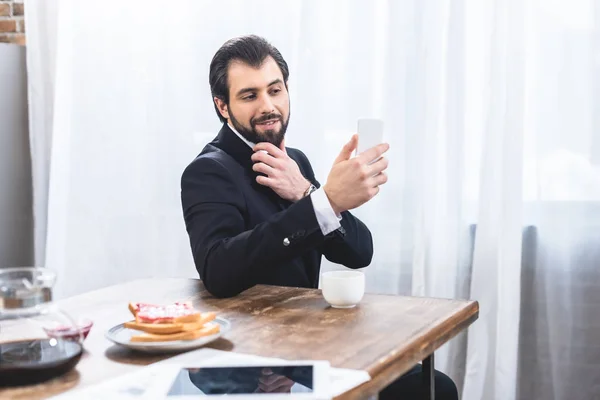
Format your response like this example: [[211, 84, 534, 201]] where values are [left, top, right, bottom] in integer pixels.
[[167, 366, 314, 395]]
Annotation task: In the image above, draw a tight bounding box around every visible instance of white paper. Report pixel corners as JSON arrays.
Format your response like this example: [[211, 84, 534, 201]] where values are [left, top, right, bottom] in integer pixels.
[[50, 348, 370, 400]]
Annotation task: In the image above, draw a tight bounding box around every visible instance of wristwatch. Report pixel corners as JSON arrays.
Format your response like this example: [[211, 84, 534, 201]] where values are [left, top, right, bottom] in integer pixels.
[[304, 183, 317, 197]]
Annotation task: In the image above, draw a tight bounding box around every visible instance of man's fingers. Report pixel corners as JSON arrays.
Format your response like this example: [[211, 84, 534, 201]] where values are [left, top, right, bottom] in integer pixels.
[[259, 374, 281, 385], [258, 377, 294, 393], [264, 383, 294, 393], [251, 151, 283, 168], [370, 172, 388, 187], [370, 186, 381, 198], [334, 134, 358, 164], [252, 162, 275, 176], [254, 142, 286, 158], [256, 175, 275, 187], [366, 156, 389, 176], [358, 143, 389, 164], [279, 139, 287, 154]]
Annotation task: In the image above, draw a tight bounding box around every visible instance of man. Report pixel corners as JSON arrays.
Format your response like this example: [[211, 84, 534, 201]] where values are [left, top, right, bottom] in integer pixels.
[[181, 35, 458, 400]]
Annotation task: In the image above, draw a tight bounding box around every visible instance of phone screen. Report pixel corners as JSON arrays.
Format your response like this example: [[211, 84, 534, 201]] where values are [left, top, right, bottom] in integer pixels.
[[357, 118, 384, 156]]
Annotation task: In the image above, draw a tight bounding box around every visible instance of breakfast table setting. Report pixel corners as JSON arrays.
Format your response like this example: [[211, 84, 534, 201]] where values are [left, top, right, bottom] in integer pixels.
[[0, 268, 479, 399]]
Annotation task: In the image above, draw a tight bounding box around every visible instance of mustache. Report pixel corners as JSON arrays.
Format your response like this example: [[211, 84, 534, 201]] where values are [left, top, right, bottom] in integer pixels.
[[252, 113, 283, 125]]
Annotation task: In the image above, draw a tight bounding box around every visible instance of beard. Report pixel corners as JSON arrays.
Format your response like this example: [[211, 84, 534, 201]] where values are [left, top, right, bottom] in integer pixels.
[[229, 107, 290, 148]]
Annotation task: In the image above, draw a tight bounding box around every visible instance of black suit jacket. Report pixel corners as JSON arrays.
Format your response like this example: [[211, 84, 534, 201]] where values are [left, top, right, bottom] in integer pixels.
[[180, 124, 373, 298]]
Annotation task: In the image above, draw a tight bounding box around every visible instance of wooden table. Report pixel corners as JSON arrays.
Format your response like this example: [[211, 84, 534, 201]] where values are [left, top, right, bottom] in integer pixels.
[[1, 278, 478, 400]]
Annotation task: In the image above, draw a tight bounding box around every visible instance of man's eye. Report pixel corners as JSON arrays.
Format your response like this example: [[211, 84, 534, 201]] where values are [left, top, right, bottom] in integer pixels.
[[271, 89, 281, 95], [243, 94, 256, 100]]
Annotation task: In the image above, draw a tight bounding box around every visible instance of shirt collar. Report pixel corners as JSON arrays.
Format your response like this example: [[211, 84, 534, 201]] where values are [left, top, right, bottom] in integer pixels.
[[228, 123, 255, 149]]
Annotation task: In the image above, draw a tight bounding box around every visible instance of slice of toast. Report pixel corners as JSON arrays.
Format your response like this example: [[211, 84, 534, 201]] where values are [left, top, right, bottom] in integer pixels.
[[124, 320, 184, 334], [135, 312, 201, 324], [195, 311, 217, 325], [128, 302, 140, 317], [131, 302, 199, 324], [129, 323, 220, 342], [128, 302, 164, 317], [129, 301, 193, 315], [124, 312, 217, 334]]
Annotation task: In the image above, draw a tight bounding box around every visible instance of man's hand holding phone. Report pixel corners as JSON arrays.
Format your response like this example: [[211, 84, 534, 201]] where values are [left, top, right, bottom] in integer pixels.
[[323, 132, 389, 215]]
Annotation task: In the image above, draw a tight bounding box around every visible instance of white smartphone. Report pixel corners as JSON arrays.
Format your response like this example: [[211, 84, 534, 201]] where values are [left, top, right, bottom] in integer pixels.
[[356, 118, 384, 157]]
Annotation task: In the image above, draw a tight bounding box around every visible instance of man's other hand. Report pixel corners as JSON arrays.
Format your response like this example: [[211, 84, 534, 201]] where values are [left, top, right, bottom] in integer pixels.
[[252, 141, 311, 202], [254, 368, 295, 393]]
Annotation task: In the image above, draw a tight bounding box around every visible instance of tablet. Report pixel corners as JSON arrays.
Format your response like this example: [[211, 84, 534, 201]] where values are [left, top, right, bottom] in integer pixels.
[[149, 361, 330, 399]]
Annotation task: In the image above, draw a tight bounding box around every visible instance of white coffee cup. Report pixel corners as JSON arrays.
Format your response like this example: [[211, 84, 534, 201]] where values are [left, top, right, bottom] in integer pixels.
[[321, 271, 365, 309]]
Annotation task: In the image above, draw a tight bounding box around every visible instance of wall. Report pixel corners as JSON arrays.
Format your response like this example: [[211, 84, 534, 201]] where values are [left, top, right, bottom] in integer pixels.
[[0, 0, 25, 45], [0, 43, 33, 267]]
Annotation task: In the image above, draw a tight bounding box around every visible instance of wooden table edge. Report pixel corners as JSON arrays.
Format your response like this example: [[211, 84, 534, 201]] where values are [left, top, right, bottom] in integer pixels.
[[335, 300, 480, 400]]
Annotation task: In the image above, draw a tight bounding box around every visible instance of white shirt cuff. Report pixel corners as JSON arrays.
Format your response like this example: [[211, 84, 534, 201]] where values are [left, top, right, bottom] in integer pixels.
[[310, 188, 342, 236]]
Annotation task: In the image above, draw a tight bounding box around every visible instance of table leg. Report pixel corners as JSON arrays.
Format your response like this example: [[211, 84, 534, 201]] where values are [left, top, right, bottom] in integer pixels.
[[423, 353, 435, 400]]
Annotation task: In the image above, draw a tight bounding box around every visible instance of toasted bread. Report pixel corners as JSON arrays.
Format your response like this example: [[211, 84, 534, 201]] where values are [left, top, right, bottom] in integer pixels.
[[129, 323, 220, 342], [124, 320, 184, 334], [128, 302, 139, 317], [135, 312, 201, 324], [125, 312, 217, 334], [128, 302, 166, 317], [175, 311, 216, 328], [196, 311, 216, 325], [132, 302, 199, 324]]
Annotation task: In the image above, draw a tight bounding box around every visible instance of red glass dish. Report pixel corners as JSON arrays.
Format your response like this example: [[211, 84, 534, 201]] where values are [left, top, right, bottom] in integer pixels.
[[44, 318, 93, 341]]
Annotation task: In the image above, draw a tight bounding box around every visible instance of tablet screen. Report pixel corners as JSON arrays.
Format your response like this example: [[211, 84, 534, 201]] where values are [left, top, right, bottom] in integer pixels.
[[167, 365, 314, 395]]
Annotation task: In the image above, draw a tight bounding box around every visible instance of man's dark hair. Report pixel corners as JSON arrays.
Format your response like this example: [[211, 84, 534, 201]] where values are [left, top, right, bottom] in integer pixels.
[[209, 35, 290, 123]]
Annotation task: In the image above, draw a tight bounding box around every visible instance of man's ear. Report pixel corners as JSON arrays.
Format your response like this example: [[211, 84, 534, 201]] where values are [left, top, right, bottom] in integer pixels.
[[214, 97, 229, 120]]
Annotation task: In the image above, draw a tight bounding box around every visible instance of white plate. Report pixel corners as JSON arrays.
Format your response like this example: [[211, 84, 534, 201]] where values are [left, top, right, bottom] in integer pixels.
[[105, 317, 231, 354]]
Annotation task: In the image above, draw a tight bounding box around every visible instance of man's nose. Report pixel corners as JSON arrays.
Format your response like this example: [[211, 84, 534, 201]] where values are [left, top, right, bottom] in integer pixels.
[[257, 94, 275, 114]]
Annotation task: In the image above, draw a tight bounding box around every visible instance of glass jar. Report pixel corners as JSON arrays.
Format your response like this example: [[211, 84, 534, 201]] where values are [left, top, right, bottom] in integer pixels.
[[0, 267, 84, 386]]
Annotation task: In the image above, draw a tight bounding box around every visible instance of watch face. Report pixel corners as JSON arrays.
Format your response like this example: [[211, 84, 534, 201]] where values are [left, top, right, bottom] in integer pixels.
[[305, 184, 316, 197]]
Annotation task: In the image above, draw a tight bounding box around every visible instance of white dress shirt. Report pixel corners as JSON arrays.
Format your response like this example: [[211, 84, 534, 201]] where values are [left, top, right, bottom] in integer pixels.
[[228, 124, 342, 235]]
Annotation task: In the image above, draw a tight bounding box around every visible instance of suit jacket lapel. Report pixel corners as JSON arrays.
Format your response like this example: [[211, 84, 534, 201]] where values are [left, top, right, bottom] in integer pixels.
[[212, 124, 254, 171]]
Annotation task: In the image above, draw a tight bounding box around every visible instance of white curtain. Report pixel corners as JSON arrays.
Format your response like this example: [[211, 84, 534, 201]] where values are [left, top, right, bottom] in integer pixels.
[[27, 0, 600, 399], [25, 0, 59, 266]]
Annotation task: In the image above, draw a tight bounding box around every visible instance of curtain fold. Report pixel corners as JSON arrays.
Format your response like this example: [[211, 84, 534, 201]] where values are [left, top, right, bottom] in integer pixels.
[[24, 0, 59, 267]]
